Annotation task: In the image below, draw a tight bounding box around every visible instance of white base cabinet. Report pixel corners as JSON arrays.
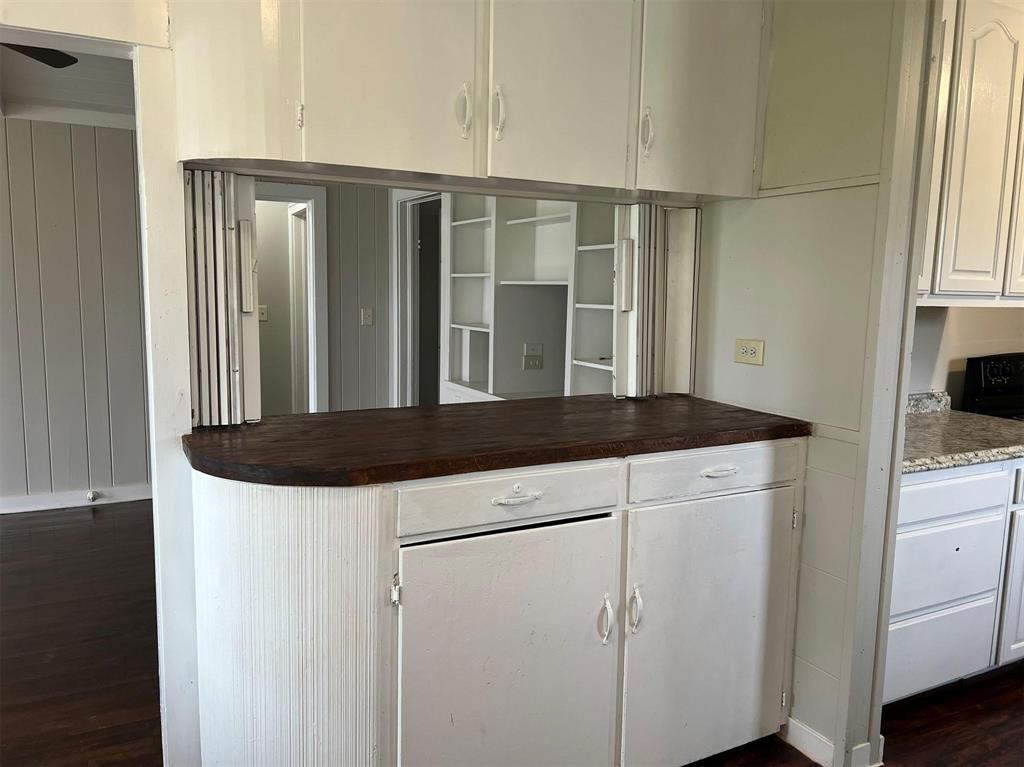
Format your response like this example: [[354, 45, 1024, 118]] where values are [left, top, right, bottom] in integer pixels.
[[998, 460, 1024, 663], [622, 488, 795, 766]]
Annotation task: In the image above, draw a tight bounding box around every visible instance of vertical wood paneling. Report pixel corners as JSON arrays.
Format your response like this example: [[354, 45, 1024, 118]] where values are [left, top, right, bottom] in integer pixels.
[[6, 119, 52, 494], [33, 121, 90, 492], [96, 127, 148, 486], [0, 119, 28, 496], [357, 187, 376, 409], [374, 187, 389, 408], [339, 185, 360, 411], [326, 185, 343, 410], [71, 125, 114, 489]]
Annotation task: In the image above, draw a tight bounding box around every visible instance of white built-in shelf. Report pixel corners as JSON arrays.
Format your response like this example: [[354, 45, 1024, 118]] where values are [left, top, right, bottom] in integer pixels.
[[451, 322, 491, 333], [451, 216, 493, 227], [573, 357, 614, 372], [575, 303, 614, 310], [452, 272, 491, 278], [577, 243, 616, 252], [505, 212, 573, 226], [500, 279, 569, 287]]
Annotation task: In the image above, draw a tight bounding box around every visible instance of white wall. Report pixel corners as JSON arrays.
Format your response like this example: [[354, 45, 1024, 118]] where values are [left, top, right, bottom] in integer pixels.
[[255, 200, 295, 416], [0, 117, 149, 511], [909, 307, 1024, 406], [0, 0, 169, 48]]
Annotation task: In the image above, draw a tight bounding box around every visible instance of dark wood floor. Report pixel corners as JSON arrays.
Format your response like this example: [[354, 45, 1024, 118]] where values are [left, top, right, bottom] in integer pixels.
[[1, 500, 1021, 766]]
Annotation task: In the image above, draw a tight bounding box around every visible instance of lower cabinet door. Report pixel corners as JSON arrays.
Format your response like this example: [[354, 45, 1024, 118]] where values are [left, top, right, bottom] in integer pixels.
[[398, 515, 622, 766], [999, 509, 1024, 663], [622, 487, 796, 767]]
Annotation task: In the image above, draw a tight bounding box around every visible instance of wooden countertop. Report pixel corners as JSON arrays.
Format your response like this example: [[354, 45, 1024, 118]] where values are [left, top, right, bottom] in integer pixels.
[[181, 394, 812, 487]]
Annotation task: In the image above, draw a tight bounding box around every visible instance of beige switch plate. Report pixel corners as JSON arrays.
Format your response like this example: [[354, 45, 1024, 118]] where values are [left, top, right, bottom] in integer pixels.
[[734, 338, 765, 366]]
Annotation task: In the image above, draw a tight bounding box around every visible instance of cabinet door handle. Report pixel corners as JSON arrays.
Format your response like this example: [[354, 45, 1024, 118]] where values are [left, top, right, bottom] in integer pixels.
[[490, 491, 543, 507], [494, 85, 507, 141], [1014, 468, 1023, 506], [700, 466, 740, 479], [628, 585, 643, 634], [640, 106, 654, 157], [458, 81, 473, 139], [598, 594, 614, 645]]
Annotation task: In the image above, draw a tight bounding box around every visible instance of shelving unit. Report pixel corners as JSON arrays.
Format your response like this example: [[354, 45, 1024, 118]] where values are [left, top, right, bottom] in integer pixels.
[[441, 193, 620, 403]]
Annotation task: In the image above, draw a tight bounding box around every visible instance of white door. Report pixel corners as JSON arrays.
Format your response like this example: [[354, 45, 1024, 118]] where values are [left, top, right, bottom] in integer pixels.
[[936, 0, 1024, 295], [488, 0, 635, 188], [999, 508, 1024, 663], [302, 0, 480, 177], [635, 0, 764, 197], [621, 488, 796, 767], [399, 516, 622, 766]]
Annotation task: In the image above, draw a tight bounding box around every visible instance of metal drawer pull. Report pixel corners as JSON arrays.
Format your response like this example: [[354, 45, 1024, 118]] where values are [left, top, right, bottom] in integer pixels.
[[490, 491, 543, 507], [458, 81, 473, 139], [599, 594, 614, 645], [700, 466, 740, 479], [628, 585, 643, 634], [494, 85, 507, 141]]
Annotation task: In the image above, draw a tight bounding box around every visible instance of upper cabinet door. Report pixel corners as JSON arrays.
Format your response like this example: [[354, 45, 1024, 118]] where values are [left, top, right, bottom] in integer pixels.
[[488, 0, 635, 188], [936, 0, 1024, 295], [635, 0, 764, 197], [301, 0, 480, 177]]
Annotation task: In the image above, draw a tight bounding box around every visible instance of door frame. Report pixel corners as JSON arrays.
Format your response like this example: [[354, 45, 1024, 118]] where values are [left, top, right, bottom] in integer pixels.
[[392, 191, 443, 408], [255, 182, 328, 412], [287, 202, 310, 413]]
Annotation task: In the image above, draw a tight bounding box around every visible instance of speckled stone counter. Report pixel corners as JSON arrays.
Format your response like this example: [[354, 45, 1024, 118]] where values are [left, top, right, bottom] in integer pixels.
[[903, 409, 1024, 474]]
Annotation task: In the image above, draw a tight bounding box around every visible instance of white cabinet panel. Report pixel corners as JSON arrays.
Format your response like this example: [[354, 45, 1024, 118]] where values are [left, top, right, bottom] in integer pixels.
[[399, 516, 621, 767], [488, 0, 634, 188], [999, 509, 1024, 663], [635, 0, 763, 196], [302, 0, 479, 177], [936, 0, 1024, 295], [622, 487, 795, 766]]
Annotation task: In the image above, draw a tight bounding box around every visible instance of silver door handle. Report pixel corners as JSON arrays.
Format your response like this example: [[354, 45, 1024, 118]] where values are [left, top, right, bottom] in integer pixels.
[[490, 491, 543, 507], [599, 594, 614, 645], [628, 585, 643, 634], [700, 466, 740, 479]]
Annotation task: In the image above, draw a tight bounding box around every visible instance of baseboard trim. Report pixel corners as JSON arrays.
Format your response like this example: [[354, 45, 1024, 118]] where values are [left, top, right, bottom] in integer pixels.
[[0, 483, 152, 514], [782, 716, 834, 767], [850, 740, 880, 767]]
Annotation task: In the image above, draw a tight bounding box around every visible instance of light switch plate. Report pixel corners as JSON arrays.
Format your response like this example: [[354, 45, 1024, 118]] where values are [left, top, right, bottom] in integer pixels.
[[734, 339, 765, 366], [360, 307, 374, 326], [258, 305, 269, 322], [523, 342, 544, 356]]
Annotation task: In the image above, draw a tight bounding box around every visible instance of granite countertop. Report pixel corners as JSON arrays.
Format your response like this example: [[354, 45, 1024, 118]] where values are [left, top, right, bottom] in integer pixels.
[[182, 394, 812, 486], [903, 408, 1024, 474]]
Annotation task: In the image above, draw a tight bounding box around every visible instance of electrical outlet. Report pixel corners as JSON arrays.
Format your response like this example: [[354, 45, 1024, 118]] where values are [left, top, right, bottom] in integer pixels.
[[734, 339, 765, 366], [360, 307, 374, 326], [523, 355, 543, 370], [258, 305, 269, 322]]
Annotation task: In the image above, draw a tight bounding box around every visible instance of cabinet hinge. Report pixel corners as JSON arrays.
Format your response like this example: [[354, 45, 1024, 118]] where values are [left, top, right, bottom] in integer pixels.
[[296, 102, 305, 130], [781, 690, 787, 707], [389, 573, 401, 606]]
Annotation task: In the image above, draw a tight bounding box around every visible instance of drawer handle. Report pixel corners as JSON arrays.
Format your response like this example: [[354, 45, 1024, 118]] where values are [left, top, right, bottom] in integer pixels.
[[599, 594, 614, 645], [490, 491, 543, 507], [700, 466, 740, 479], [628, 585, 643, 634]]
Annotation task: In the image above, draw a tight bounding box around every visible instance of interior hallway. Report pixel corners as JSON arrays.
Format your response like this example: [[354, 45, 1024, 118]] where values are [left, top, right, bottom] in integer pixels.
[[0, 500, 1020, 767]]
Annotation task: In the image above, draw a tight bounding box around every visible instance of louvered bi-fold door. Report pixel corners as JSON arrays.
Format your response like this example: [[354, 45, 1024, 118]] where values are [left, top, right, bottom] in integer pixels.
[[184, 170, 261, 426]]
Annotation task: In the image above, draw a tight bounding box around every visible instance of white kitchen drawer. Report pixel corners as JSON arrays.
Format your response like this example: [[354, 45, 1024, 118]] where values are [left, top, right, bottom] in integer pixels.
[[889, 513, 1005, 617], [627, 442, 800, 506], [396, 462, 620, 538], [883, 596, 997, 703], [899, 470, 1010, 526]]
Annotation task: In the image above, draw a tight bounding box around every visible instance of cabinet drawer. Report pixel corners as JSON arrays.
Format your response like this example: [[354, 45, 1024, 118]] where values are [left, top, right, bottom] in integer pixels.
[[899, 470, 1010, 526], [396, 463, 620, 538], [890, 514, 1005, 617], [628, 442, 799, 505], [884, 596, 996, 703]]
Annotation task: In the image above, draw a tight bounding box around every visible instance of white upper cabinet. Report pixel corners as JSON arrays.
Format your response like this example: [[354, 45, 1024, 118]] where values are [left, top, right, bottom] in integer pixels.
[[301, 0, 481, 177], [488, 0, 635, 188], [935, 0, 1024, 295], [172, 0, 302, 161], [635, 0, 764, 197]]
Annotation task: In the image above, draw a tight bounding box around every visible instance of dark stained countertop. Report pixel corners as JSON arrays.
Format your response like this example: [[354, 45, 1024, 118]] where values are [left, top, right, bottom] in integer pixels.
[[181, 394, 812, 487], [903, 409, 1024, 474]]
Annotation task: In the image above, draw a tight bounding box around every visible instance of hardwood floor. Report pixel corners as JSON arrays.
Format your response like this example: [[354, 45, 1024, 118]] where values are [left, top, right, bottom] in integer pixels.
[[0, 501, 162, 766], [1, 500, 1021, 766]]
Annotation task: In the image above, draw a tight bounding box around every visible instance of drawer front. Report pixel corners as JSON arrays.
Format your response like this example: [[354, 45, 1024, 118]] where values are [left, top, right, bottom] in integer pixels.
[[899, 470, 1010, 526], [889, 514, 1005, 617], [628, 442, 799, 505], [884, 596, 996, 703], [397, 463, 620, 538]]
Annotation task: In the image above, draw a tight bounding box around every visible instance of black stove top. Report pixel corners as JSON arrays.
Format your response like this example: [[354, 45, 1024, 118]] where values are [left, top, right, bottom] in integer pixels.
[[962, 352, 1024, 420]]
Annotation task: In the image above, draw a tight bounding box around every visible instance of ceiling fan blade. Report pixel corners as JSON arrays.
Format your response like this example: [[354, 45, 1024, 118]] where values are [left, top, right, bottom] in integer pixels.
[[1, 43, 78, 69]]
